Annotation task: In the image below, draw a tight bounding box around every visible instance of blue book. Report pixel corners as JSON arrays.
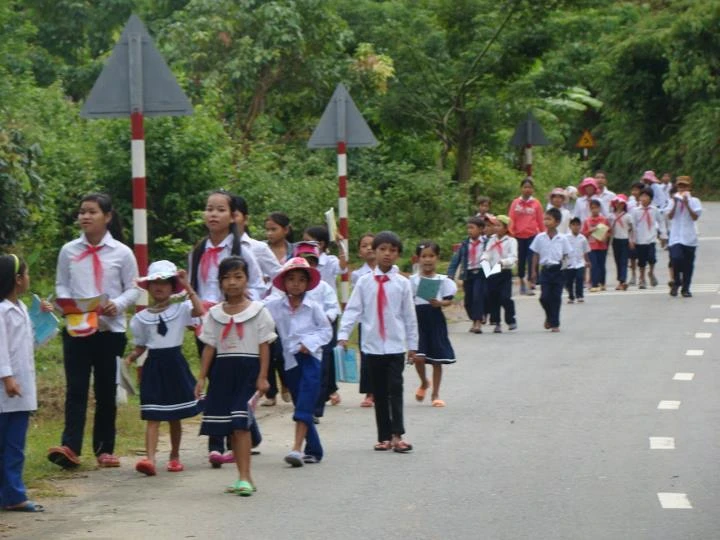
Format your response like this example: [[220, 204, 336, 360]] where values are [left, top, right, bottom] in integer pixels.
[[29, 294, 59, 346]]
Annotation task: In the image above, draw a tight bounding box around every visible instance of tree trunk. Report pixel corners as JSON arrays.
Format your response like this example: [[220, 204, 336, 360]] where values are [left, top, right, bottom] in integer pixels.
[[455, 111, 474, 182]]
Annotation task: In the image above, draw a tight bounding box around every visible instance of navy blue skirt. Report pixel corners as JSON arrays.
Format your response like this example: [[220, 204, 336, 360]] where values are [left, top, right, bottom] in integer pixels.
[[200, 354, 259, 437], [416, 305, 456, 364], [140, 346, 200, 421]]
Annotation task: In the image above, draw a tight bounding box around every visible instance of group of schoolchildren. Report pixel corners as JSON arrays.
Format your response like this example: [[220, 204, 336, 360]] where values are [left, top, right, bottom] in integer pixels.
[[450, 170, 702, 334], [0, 189, 461, 509]]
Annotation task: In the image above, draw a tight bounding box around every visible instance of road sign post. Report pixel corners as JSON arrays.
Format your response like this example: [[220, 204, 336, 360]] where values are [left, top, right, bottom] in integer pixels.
[[308, 84, 377, 305], [510, 112, 549, 177], [81, 14, 193, 306], [575, 129, 596, 161]]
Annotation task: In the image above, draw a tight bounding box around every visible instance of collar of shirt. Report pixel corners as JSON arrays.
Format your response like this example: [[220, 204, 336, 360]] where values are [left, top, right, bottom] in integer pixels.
[[80, 231, 117, 249], [372, 266, 399, 278], [206, 234, 234, 251]]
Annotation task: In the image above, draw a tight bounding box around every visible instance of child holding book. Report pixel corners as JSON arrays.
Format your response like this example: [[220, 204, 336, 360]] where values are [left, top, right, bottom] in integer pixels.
[[447, 216, 487, 334], [582, 199, 610, 292], [481, 215, 518, 332]]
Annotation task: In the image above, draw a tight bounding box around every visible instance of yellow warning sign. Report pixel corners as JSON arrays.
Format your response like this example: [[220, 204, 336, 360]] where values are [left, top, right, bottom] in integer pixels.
[[575, 129, 596, 149]]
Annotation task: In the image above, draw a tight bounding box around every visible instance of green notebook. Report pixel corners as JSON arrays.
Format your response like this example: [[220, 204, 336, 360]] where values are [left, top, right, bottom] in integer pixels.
[[416, 277, 442, 301]]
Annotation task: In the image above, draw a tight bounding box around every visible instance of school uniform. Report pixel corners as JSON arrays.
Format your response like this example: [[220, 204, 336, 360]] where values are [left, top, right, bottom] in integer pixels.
[[351, 263, 374, 395], [317, 253, 345, 295], [447, 237, 487, 322], [265, 296, 332, 460], [565, 233, 590, 301], [631, 205, 667, 268], [0, 299, 36, 507], [199, 302, 276, 437], [665, 194, 702, 294], [409, 274, 456, 363], [129, 302, 200, 421], [55, 232, 139, 457], [610, 211, 634, 284], [529, 232, 571, 328], [597, 189, 616, 216], [481, 235, 518, 326], [651, 183, 670, 211], [338, 267, 418, 442], [241, 233, 282, 286], [508, 197, 544, 280], [582, 215, 610, 287]]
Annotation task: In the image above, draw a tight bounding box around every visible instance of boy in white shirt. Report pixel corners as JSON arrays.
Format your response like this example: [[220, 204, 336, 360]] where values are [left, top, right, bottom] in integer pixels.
[[338, 231, 418, 453], [481, 215, 518, 332], [665, 176, 702, 297], [564, 217, 590, 303], [631, 187, 667, 289]]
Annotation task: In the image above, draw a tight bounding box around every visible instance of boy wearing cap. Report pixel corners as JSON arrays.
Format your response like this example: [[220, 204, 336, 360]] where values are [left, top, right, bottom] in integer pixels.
[[265, 258, 332, 466], [481, 215, 518, 333], [665, 176, 702, 297]]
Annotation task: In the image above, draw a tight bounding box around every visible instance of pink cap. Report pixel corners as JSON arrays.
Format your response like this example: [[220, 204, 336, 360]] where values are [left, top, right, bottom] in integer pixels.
[[578, 177, 599, 193], [642, 170, 659, 183], [611, 194, 628, 208], [293, 241, 320, 259]]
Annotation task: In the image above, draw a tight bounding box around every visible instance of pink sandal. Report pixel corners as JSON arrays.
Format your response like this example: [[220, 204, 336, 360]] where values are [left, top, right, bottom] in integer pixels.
[[167, 459, 184, 472], [135, 458, 156, 476], [97, 453, 121, 468]]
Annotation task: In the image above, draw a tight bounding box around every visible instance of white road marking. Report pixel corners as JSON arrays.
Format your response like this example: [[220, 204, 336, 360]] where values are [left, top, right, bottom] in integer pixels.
[[703, 318, 719, 323], [657, 492, 692, 509], [658, 400, 681, 410], [673, 372, 695, 381], [649, 437, 675, 449], [685, 349, 704, 356], [711, 305, 720, 309], [695, 332, 712, 339]]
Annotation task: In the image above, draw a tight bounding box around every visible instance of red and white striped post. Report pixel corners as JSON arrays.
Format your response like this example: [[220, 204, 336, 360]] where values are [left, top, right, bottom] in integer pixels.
[[337, 141, 349, 305], [131, 111, 148, 285], [524, 144, 533, 177]]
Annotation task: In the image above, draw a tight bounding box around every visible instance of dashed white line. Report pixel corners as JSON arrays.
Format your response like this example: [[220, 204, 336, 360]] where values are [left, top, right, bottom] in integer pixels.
[[703, 318, 719, 323], [658, 400, 681, 410], [658, 492, 692, 509], [694, 332, 712, 339], [649, 437, 675, 450], [711, 305, 720, 309], [685, 349, 704, 356], [673, 372, 695, 381]]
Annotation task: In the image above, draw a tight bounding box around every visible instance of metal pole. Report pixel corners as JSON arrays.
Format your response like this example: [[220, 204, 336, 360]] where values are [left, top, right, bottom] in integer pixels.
[[335, 92, 349, 306], [524, 144, 533, 177]]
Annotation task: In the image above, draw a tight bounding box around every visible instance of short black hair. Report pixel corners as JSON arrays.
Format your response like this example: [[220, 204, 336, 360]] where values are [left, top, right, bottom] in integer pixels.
[[357, 233, 375, 248], [231, 194, 249, 217], [476, 196, 491, 205], [589, 199, 602, 208], [416, 240, 440, 257], [545, 207, 562, 223], [639, 187, 654, 200], [0, 255, 26, 300], [631, 181, 645, 191], [304, 225, 330, 247], [467, 216, 485, 227], [372, 231, 403, 253], [520, 176, 534, 188], [218, 256, 249, 282], [570, 217, 581, 226]]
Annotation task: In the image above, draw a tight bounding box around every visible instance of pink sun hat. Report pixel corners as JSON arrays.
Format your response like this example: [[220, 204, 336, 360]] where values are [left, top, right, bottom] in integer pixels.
[[578, 177, 599, 193], [642, 170, 659, 183], [548, 187, 568, 202], [272, 257, 321, 292], [611, 193, 629, 209]]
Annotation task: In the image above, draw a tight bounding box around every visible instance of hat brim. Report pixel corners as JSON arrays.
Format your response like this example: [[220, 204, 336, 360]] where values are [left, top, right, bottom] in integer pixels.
[[136, 272, 184, 294], [272, 266, 322, 293]]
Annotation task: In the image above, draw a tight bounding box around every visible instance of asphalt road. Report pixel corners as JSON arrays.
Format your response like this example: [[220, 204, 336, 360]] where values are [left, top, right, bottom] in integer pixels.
[[4, 204, 720, 540]]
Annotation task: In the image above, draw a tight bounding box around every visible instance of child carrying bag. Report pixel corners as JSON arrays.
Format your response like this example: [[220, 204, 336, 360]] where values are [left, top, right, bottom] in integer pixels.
[[334, 346, 359, 384]]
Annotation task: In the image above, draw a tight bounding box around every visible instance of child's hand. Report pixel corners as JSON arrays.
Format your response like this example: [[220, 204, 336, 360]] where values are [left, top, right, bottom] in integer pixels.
[[256, 377, 270, 394], [455, 279, 463, 287], [429, 298, 442, 308], [124, 355, 134, 367], [2, 376, 21, 398], [337, 340, 348, 349], [298, 344, 310, 354], [629, 242, 635, 250], [102, 301, 118, 316], [194, 378, 205, 400], [407, 351, 417, 364], [176, 269, 189, 287], [40, 300, 54, 313]]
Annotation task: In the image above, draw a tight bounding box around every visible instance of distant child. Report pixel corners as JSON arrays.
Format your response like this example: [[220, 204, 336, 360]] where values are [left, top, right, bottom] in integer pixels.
[[232, 195, 281, 288], [631, 187, 667, 289], [609, 195, 634, 291], [481, 215, 518, 332], [665, 176, 702, 297], [529, 208, 571, 332], [548, 188, 571, 234], [508, 177, 545, 295], [642, 170, 669, 211], [582, 199, 610, 292], [627, 181, 645, 285], [448, 216, 487, 333], [0, 255, 45, 513], [565, 218, 590, 303], [410, 242, 456, 407], [574, 177, 601, 224], [303, 225, 348, 296], [351, 233, 376, 408], [265, 258, 332, 466], [628, 181, 644, 211], [127, 261, 203, 476], [338, 231, 418, 453], [195, 257, 275, 496], [264, 211, 294, 265], [475, 196, 493, 220]]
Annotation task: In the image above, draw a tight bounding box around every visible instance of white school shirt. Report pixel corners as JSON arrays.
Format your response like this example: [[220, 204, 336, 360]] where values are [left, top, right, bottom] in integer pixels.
[[566, 233, 590, 269], [610, 212, 634, 241], [265, 296, 332, 371], [557, 207, 571, 235], [0, 299, 37, 412], [190, 235, 266, 303], [529, 232, 571, 266], [351, 263, 374, 287], [199, 302, 277, 358], [481, 235, 518, 270], [631, 205, 667, 244], [317, 253, 347, 294], [627, 195, 638, 211], [338, 267, 418, 354], [651, 183, 669, 210], [305, 280, 340, 322], [665, 195, 702, 247], [130, 301, 194, 349], [409, 273, 457, 306], [56, 232, 140, 332], [241, 233, 281, 281], [597, 188, 616, 216], [466, 237, 485, 270]]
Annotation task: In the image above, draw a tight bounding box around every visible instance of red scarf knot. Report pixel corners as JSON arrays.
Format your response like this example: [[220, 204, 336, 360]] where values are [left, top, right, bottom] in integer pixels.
[[200, 246, 224, 283], [221, 319, 244, 341], [469, 239, 481, 265], [74, 244, 104, 293], [374, 274, 390, 341]]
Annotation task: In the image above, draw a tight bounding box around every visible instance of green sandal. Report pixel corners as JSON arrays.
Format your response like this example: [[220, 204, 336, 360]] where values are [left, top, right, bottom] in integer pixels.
[[225, 480, 255, 496]]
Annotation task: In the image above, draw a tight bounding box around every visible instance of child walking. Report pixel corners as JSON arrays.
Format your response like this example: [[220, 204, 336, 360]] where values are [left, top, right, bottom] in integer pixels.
[[352, 233, 376, 408], [0, 255, 45, 512], [126, 261, 203, 476], [631, 187, 667, 289], [265, 258, 332, 466], [529, 208, 571, 332], [410, 242, 456, 407], [665, 176, 702, 297], [609, 195, 634, 291], [49, 193, 140, 469], [508, 177, 545, 295], [582, 199, 610, 292], [195, 257, 275, 496], [447, 216, 487, 333], [338, 231, 418, 453], [303, 225, 348, 296], [564, 218, 590, 304], [547, 188, 571, 235], [481, 215, 518, 332]]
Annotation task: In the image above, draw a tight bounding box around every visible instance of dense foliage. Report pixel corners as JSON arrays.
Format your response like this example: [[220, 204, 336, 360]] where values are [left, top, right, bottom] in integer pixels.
[[1, 0, 718, 278]]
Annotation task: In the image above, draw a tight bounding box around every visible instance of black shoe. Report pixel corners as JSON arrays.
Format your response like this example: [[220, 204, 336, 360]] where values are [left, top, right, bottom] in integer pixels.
[[670, 285, 678, 297], [681, 291, 692, 298]]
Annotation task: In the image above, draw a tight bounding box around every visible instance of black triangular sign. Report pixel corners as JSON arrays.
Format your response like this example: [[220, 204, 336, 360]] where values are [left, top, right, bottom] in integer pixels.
[[510, 112, 549, 147], [81, 14, 192, 118], [308, 83, 377, 148]]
